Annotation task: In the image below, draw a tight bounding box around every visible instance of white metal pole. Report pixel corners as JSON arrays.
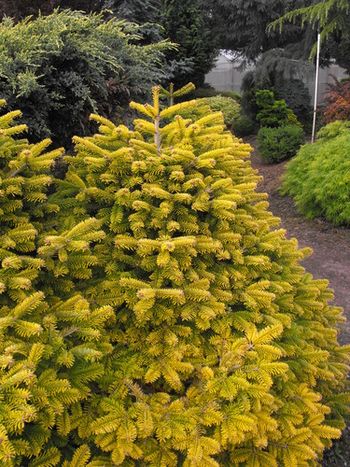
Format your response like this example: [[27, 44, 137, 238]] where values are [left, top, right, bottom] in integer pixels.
[[312, 32, 321, 143]]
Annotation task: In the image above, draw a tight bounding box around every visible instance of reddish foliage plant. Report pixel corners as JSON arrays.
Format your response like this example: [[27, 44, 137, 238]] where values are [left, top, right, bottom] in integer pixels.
[[324, 76, 350, 123]]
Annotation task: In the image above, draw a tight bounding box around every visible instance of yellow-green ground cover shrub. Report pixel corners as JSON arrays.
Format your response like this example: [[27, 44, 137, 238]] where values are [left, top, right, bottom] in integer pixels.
[[282, 121, 350, 225]]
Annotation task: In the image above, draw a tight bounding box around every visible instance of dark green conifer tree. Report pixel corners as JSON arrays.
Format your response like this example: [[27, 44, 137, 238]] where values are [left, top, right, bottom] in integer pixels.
[[161, 0, 217, 86]]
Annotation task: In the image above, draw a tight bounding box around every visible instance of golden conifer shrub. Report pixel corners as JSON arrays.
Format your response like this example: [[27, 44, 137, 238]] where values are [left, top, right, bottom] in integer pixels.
[[51, 87, 350, 466], [0, 101, 114, 466]]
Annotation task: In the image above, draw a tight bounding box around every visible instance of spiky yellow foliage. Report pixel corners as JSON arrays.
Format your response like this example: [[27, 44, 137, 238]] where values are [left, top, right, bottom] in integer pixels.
[[0, 101, 113, 466], [43, 87, 350, 466], [1, 90, 349, 466]]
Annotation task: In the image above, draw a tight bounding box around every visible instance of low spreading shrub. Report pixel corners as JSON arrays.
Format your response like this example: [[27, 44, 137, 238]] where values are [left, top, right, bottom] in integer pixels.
[[257, 124, 304, 163], [204, 95, 240, 127], [324, 77, 350, 124], [172, 94, 240, 129], [281, 122, 350, 225], [0, 10, 169, 146], [256, 90, 300, 128], [317, 120, 350, 141]]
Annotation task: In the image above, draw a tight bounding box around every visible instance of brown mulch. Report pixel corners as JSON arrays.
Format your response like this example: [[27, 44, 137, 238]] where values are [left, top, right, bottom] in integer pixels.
[[246, 138, 350, 466]]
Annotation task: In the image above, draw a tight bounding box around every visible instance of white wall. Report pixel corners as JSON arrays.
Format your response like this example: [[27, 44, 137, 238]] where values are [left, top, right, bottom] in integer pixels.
[[205, 54, 348, 104]]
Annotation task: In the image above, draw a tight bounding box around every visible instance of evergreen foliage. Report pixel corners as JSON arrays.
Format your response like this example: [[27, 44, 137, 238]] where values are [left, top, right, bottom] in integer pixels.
[[282, 122, 350, 225], [256, 90, 301, 128], [257, 125, 304, 164], [240, 48, 313, 131], [274, 79, 312, 129], [39, 87, 350, 465], [0, 99, 114, 465], [105, 0, 161, 24], [204, 96, 241, 128], [270, 0, 350, 54], [0, 1, 104, 19], [167, 94, 241, 130], [323, 15, 350, 74], [317, 119, 350, 141], [208, 0, 310, 61], [0, 10, 169, 146], [232, 115, 256, 137], [161, 0, 217, 86], [103, 0, 165, 44]]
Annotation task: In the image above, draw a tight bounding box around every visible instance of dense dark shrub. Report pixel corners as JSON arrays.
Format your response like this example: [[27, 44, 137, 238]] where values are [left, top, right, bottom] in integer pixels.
[[0, 0, 104, 19], [0, 10, 169, 146], [241, 72, 311, 131], [161, 0, 218, 86], [192, 86, 219, 98], [232, 114, 256, 137], [241, 70, 260, 119], [257, 124, 304, 163], [282, 122, 350, 225], [274, 79, 312, 128]]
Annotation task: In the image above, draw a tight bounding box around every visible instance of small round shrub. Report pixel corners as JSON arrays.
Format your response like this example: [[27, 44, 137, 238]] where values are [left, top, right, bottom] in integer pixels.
[[204, 95, 240, 127], [281, 124, 350, 225], [46, 89, 349, 465], [257, 124, 304, 164], [232, 114, 256, 137], [3, 89, 349, 465], [174, 96, 241, 129]]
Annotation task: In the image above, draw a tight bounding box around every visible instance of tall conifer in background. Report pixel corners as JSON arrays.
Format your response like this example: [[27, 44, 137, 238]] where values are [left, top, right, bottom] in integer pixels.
[[161, 0, 217, 86]]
